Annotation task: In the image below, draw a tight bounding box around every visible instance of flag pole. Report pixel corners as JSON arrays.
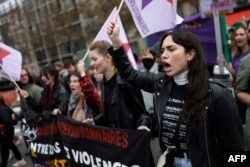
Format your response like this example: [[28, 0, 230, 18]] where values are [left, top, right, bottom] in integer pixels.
[[115, 0, 125, 20], [0, 64, 21, 90], [82, 1, 124, 61], [82, 49, 89, 61]]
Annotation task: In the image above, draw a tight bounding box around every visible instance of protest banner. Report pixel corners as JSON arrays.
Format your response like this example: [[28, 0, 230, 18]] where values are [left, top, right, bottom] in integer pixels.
[[20, 115, 154, 167], [19, 117, 70, 167]]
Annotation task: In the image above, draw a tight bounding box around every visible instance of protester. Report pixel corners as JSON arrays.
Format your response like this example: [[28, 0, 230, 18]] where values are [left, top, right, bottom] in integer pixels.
[[0, 98, 26, 167], [54, 61, 68, 80], [235, 51, 250, 150], [218, 25, 250, 125], [83, 40, 151, 131], [16, 68, 43, 154], [107, 21, 244, 166], [149, 41, 164, 72], [217, 26, 250, 84], [139, 48, 160, 116], [19, 64, 69, 116], [61, 59, 77, 94], [67, 60, 102, 121], [139, 47, 161, 164], [17, 68, 43, 121]]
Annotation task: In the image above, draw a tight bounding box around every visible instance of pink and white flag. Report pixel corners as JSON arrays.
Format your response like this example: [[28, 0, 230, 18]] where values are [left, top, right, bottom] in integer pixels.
[[0, 43, 22, 81], [125, 0, 183, 37], [93, 7, 138, 70]]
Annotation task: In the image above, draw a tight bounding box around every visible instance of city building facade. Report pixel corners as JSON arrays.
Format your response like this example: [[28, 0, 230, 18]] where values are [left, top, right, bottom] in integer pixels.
[[0, 0, 249, 75], [0, 0, 144, 75]]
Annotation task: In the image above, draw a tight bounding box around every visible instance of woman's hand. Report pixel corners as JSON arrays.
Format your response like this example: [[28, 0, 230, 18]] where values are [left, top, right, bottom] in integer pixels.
[[52, 108, 61, 115], [216, 55, 225, 65], [19, 89, 29, 98], [77, 60, 86, 77], [107, 20, 122, 49], [82, 118, 95, 125]]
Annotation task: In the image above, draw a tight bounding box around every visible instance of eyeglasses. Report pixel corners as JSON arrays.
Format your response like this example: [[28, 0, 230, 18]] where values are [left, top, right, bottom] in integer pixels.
[[21, 74, 28, 77]]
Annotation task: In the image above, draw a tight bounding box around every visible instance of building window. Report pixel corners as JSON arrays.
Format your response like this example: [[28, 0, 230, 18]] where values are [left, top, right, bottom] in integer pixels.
[[33, 38, 43, 49], [35, 50, 47, 62], [39, 6, 47, 18], [50, 1, 60, 15], [28, 24, 38, 34], [73, 37, 85, 52], [62, 0, 75, 9], [47, 47, 58, 61], [59, 42, 71, 55], [40, 20, 51, 33], [22, 0, 31, 6], [44, 33, 55, 46], [70, 23, 82, 38], [27, 11, 37, 23]]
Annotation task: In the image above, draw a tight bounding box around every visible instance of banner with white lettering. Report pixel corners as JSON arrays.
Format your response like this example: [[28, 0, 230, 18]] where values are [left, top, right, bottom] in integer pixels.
[[19, 117, 70, 167], [20, 115, 154, 167]]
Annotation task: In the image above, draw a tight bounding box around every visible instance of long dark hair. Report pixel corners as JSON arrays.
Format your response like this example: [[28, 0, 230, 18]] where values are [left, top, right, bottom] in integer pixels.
[[160, 29, 209, 130], [40, 64, 59, 83]]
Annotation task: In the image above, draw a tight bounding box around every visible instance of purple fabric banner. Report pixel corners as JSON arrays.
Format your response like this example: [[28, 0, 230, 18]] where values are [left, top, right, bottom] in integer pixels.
[[147, 14, 217, 66]]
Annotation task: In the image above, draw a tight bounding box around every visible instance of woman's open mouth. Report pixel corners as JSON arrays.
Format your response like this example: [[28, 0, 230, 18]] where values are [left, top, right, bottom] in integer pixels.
[[163, 63, 171, 72]]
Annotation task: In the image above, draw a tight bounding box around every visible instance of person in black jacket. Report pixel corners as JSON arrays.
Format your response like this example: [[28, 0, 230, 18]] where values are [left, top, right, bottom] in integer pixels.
[[0, 98, 26, 167], [107, 21, 244, 167], [19, 64, 69, 116], [83, 40, 151, 131]]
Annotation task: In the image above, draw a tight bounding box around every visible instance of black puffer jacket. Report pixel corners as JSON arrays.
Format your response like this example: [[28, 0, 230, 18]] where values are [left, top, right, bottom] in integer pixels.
[[109, 47, 244, 167]]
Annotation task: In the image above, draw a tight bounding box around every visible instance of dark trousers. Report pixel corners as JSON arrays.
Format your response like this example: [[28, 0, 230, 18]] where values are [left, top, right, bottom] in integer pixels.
[[0, 127, 22, 167]]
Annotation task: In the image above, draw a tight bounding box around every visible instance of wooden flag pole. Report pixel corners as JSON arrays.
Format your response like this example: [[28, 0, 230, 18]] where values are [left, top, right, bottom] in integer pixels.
[[82, 49, 89, 61], [82, 0, 124, 61], [115, 0, 125, 20]]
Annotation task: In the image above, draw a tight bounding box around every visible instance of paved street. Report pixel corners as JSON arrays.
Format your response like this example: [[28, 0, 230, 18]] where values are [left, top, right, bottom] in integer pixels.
[[6, 126, 33, 167]]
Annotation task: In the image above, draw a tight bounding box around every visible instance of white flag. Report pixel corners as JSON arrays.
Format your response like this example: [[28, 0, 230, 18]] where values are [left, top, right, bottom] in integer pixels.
[[125, 0, 183, 37], [94, 7, 138, 70], [0, 42, 22, 81]]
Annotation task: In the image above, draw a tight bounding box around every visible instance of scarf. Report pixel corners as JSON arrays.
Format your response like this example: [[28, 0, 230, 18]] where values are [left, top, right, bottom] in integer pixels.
[[68, 94, 86, 121], [41, 83, 58, 111]]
